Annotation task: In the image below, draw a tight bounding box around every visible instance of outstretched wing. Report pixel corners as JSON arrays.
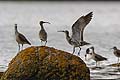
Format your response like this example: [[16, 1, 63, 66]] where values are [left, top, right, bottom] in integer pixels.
[[71, 12, 93, 42]]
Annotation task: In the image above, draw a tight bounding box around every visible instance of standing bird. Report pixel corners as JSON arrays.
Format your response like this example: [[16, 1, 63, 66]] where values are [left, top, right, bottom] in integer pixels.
[[15, 24, 31, 51], [111, 46, 120, 68], [58, 12, 93, 55], [88, 46, 107, 67], [39, 21, 50, 46]]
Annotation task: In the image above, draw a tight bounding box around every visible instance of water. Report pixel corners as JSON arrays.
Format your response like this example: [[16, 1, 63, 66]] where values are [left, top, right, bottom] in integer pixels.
[[0, 1, 120, 79]]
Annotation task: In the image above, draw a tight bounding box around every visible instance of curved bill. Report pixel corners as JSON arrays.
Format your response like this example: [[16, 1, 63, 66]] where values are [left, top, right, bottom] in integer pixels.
[[110, 47, 113, 49], [109, 47, 113, 51]]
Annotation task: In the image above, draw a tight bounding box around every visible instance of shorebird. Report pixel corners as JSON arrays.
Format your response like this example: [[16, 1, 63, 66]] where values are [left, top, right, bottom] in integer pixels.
[[111, 46, 120, 68], [39, 21, 50, 46], [86, 46, 107, 67], [15, 24, 31, 51], [58, 12, 93, 55]]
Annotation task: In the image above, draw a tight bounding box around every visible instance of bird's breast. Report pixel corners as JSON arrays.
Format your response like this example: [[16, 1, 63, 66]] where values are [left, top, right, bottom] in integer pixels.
[[114, 51, 120, 57], [39, 30, 47, 41], [16, 35, 23, 44]]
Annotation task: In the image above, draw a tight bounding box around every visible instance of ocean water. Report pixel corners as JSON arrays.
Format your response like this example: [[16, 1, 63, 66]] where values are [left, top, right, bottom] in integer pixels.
[[0, 1, 120, 79]]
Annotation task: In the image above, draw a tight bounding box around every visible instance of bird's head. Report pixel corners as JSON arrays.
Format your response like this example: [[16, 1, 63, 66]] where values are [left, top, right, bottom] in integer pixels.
[[111, 46, 117, 50], [15, 24, 17, 29], [85, 48, 92, 61], [86, 48, 90, 54], [89, 46, 94, 50], [39, 21, 50, 25], [64, 30, 69, 34]]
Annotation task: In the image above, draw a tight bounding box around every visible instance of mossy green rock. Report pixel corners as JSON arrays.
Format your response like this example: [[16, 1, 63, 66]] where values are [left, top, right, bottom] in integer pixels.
[[1, 46, 90, 80]]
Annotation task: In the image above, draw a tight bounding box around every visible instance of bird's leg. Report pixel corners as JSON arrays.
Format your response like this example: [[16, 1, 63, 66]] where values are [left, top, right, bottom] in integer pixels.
[[45, 41, 47, 46], [96, 61, 97, 67], [21, 44, 23, 50], [118, 57, 119, 70], [98, 62, 100, 67], [18, 43, 20, 52], [73, 46, 75, 54], [118, 57, 119, 64], [41, 40, 43, 46], [78, 47, 81, 56]]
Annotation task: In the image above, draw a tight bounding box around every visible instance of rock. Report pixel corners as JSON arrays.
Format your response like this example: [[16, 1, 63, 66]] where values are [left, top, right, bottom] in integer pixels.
[[0, 72, 3, 78], [1, 46, 90, 80], [108, 63, 120, 67]]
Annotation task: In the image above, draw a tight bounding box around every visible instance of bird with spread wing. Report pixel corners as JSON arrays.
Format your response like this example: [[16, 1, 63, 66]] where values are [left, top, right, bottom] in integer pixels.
[[58, 12, 93, 55]]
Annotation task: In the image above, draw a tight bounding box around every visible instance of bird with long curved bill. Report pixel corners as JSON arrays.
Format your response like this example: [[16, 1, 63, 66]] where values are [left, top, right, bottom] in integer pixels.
[[39, 21, 50, 46], [58, 12, 93, 55], [15, 24, 31, 52]]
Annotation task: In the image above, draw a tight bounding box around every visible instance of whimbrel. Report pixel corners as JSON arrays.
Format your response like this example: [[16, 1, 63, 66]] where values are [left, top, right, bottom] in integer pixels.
[[58, 12, 93, 55], [39, 21, 50, 46], [15, 24, 31, 51], [85, 46, 107, 67], [111, 46, 120, 68]]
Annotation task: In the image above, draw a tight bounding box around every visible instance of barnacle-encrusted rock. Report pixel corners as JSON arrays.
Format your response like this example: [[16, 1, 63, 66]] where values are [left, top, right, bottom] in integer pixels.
[[1, 46, 90, 80]]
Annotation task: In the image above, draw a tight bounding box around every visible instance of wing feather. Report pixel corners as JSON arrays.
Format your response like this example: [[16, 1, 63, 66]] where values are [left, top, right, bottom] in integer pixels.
[[71, 12, 93, 42], [95, 54, 107, 61], [19, 33, 31, 45]]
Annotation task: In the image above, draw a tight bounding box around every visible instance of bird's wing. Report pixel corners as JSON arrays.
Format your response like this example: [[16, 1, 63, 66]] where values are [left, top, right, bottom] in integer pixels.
[[116, 50, 120, 54], [71, 12, 93, 42], [115, 50, 120, 57], [95, 54, 107, 61], [19, 33, 31, 45]]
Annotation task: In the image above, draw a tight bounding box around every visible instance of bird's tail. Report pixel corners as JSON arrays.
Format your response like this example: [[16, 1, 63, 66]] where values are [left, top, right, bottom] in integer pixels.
[[104, 57, 107, 60], [27, 41, 31, 45]]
